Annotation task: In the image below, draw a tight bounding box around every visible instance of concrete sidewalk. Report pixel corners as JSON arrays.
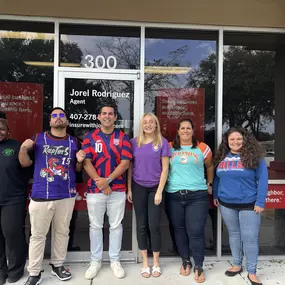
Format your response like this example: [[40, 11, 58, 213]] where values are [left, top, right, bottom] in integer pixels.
[[11, 260, 285, 285]]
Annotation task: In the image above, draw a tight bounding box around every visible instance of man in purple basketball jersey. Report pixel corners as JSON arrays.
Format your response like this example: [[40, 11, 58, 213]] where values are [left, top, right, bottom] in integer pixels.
[[19, 107, 86, 285]]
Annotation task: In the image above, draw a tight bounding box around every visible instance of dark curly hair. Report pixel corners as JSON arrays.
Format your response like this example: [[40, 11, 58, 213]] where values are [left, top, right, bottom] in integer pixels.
[[213, 126, 264, 169], [172, 118, 197, 150]]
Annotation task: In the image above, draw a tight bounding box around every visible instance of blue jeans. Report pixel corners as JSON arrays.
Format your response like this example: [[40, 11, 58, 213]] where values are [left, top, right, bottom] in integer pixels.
[[220, 205, 261, 274], [166, 190, 209, 267], [86, 192, 126, 262]]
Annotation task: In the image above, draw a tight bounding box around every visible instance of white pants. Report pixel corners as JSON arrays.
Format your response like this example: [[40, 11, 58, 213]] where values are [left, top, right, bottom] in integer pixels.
[[86, 192, 126, 262]]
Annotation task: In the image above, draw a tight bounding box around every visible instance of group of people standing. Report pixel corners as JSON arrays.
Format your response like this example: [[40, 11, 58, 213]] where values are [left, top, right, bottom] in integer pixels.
[[0, 104, 267, 285]]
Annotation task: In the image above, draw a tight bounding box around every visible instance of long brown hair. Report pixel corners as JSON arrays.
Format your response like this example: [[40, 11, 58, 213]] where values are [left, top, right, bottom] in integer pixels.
[[172, 119, 197, 150], [213, 126, 264, 169]]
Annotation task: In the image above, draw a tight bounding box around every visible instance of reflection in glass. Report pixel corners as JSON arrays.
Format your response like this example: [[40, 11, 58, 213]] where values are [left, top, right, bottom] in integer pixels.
[[0, 21, 54, 132], [222, 31, 285, 256], [145, 28, 218, 256], [60, 24, 140, 69], [0, 20, 55, 258]]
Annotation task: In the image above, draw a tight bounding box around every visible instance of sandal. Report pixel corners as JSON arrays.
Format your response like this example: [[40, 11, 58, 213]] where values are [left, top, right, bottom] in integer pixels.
[[141, 267, 151, 278], [152, 266, 161, 277], [180, 259, 192, 276], [194, 266, 205, 283]]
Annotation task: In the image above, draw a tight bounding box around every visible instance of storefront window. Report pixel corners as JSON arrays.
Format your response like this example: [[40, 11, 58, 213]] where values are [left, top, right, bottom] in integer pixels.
[[145, 28, 218, 256], [0, 20, 54, 257], [59, 24, 140, 69], [0, 20, 54, 138], [222, 31, 285, 256]]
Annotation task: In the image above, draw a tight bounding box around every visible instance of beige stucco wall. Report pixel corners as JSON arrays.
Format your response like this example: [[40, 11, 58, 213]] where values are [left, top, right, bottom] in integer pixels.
[[1, 0, 285, 29]]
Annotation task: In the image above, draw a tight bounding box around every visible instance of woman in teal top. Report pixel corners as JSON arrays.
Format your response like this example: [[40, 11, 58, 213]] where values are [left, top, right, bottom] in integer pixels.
[[166, 119, 214, 283]]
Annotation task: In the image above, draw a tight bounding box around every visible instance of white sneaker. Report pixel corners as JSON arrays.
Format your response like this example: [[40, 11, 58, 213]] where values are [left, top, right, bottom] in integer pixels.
[[85, 260, 102, 279], [110, 261, 125, 279]]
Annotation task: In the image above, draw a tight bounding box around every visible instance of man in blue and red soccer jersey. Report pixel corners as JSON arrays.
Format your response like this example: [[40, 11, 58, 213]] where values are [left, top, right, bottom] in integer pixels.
[[82, 104, 132, 280], [19, 107, 86, 285]]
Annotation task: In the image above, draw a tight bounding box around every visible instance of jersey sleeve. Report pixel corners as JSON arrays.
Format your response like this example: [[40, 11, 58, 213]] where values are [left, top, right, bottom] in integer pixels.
[[198, 142, 212, 162], [82, 133, 95, 160], [121, 134, 133, 160], [161, 138, 171, 157]]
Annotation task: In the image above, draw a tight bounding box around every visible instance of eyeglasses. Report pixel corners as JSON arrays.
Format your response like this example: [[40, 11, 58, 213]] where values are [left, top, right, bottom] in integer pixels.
[[51, 113, 66, 118]]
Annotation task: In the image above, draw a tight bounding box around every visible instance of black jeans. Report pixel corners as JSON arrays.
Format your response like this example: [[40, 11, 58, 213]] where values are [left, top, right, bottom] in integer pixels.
[[0, 202, 27, 279], [166, 190, 209, 267], [132, 181, 163, 252], [164, 194, 177, 250]]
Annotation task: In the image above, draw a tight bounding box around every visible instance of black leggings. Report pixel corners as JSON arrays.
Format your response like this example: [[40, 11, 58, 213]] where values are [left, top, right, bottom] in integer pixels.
[[132, 181, 163, 252]]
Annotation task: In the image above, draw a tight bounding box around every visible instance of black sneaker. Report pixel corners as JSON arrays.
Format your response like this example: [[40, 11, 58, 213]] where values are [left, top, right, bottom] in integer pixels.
[[7, 274, 22, 283], [23, 273, 42, 285], [50, 264, 71, 281], [0, 275, 7, 285]]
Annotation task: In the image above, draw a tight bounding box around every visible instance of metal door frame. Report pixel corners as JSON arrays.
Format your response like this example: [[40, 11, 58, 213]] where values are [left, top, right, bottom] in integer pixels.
[[58, 70, 141, 262]]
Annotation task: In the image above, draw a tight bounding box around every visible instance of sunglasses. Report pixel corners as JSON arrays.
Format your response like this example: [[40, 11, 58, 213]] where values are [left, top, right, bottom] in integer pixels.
[[51, 113, 66, 118]]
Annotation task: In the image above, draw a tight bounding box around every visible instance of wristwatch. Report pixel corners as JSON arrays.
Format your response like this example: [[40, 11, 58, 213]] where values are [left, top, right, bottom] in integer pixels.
[[106, 176, 113, 184], [207, 182, 213, 186]]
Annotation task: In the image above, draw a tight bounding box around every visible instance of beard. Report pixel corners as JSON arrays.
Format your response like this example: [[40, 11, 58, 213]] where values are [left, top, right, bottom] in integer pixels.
[[54, 124, 66, 129], [51, 120, 67, 129]]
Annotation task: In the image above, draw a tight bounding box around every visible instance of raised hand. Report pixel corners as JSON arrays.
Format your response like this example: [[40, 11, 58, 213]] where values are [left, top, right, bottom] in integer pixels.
[[20, 139, 34, 151]]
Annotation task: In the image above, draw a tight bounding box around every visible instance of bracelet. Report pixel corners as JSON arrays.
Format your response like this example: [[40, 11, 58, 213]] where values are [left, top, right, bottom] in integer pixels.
[[207, 182, 213, 186]]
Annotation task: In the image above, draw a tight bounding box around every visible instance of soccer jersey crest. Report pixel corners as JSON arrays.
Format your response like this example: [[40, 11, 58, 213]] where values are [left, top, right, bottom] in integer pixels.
[[113, 138, 120, 146]]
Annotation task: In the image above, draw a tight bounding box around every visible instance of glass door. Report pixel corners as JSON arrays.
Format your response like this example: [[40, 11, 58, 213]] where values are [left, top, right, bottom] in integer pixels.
[[58, 71, 141, 262]]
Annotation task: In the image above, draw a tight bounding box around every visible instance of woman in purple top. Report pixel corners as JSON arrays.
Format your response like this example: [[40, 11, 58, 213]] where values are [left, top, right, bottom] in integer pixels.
[[127, 113, 171, 278]]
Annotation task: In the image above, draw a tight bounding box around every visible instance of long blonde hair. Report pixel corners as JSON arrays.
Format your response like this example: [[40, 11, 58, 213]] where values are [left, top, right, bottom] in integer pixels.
[[137, 113, 162, 147]]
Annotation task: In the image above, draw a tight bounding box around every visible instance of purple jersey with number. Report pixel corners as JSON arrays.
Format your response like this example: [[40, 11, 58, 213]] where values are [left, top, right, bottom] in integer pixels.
[[31, 132, 79, 200]]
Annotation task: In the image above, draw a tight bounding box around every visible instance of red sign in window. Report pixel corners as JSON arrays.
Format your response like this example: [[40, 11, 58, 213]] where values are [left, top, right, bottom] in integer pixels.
[[74, 183, 88, 210], [265, 184, 285, 209], [27, 183, 132, 211], [0, 82, 43, 142], [156, 88, 205, 142], [26, 183, 285, 209]]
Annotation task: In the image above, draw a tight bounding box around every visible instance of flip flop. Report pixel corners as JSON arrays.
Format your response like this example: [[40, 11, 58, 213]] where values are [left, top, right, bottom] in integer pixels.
[[152, 266, 162, 277], [180, 260, 192, 276], [194, 266, 205, 283], [141, 267, 151, 278]]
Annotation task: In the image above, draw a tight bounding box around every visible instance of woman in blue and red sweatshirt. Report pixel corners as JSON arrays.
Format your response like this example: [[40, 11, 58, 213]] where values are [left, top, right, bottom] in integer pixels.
[[213, 127, 267, 285]]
